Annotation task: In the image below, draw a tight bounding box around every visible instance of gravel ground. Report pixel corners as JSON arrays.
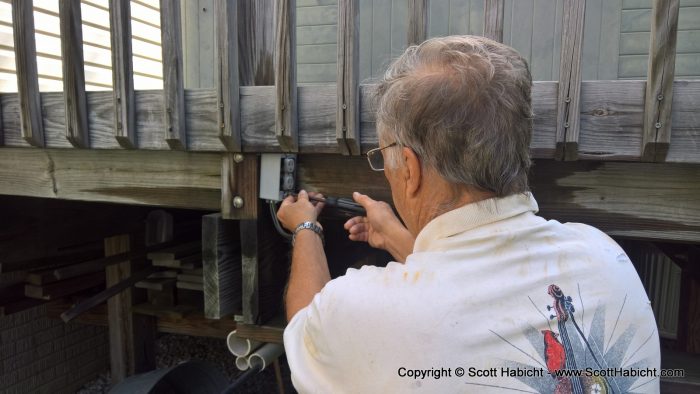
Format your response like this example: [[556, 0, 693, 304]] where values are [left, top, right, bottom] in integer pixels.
[[76, 334, 295, 393]]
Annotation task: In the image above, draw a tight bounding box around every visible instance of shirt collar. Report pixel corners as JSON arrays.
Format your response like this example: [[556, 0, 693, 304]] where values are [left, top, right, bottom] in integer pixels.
[[412, 192, 539, 253]]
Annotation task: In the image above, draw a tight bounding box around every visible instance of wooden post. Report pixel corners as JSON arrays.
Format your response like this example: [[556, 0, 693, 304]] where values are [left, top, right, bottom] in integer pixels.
[[59, 0, 90, 148], [222, 154, 259, 221], [274, 0, 298, 152], [105, 235, 156, 383], [215, 0, 242, 152], [641, 0, 680, 162], [336, 0, 360, 155], [160, 0, 187, 150], [11, 0, 44, 147], [203, 213, 242, 319], [407, 0, 428, 46], [483, 0, 505, 43], [555, 0, 585, 161], [109, 0, 137, 148]]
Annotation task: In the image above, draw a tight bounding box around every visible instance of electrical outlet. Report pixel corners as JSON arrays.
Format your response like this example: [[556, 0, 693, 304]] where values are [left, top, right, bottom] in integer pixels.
[[259, 153, 297, 201]]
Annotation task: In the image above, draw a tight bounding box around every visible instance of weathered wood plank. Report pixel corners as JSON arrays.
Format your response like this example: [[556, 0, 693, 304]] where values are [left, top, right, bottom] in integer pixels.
[[203, 213, 242, 319], [160, 0, 187, 149], [0, 82, 698, 160], [215, 0, 241, 151], [407, 0, 428, 45], [668, 80, 700, 163], [555, 0, 585, 161], [641, 0, 680, 162], [59, 0, 89, 148], [336, 0, 359, 155], [61, 266, 157, 323], [48, 302, 238, 338], [578, 80, 645, 161], [297, 155, 700, 243], [25, 272, 104, 300], [105, 234, 132, 384], [222, 153, 259, 220], [0, 148, 221, 209], [237, 0, 275, 86], [105, 235, 156, 384], [12, 0, 44, 147], [147, 241, 201, 261], [483, 0, 504, 42], [274, 0, 298, 152], [240, 204, 287, 325], [109, 0, 136, 148]]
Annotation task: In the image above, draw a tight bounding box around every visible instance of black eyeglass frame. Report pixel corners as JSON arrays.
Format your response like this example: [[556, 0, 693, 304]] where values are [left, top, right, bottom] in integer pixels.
[[366, 142, 399, 171]]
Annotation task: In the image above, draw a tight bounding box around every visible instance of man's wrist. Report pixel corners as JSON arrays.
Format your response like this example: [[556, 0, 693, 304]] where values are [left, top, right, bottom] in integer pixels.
[[292, 221, 324, 246]]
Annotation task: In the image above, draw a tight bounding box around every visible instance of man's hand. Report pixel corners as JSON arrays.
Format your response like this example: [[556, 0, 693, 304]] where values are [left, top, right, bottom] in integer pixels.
[[277, 190, 325, 232], [343, 192, 415, 263]]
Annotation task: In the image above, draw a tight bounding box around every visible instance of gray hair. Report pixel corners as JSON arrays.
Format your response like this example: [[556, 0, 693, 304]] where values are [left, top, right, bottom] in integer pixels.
[[375, 35, 533, 197]]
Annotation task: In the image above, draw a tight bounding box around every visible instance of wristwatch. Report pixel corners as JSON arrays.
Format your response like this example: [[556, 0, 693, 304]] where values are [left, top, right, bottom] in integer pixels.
[[292, 221, 324, 247]]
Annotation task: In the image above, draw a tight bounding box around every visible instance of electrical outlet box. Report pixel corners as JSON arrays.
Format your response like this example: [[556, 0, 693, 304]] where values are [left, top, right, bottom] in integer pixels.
[[260, 153, 296, 201]]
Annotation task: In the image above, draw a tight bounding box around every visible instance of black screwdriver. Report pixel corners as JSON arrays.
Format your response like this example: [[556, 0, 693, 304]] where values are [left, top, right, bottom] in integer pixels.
[[291, 193, 366, 216]]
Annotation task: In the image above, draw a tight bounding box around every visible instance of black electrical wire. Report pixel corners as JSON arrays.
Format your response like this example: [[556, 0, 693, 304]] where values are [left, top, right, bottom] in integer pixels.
[[269, 200, 293, 241]]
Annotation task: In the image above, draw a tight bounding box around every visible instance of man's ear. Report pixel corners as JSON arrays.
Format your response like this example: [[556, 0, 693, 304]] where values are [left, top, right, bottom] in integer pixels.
[[402, 147, 421, 197]]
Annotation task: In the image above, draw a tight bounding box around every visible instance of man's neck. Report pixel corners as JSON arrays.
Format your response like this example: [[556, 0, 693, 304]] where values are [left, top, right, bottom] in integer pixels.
[[413, 182, 496, 235]]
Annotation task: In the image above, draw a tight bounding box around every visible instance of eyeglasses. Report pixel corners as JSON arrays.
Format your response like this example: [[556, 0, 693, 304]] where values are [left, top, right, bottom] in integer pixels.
[[366, 142, 398, 171]]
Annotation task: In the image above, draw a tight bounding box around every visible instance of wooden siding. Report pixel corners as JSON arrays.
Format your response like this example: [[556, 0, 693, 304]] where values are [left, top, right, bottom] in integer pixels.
[[619, 0, 700, 79]]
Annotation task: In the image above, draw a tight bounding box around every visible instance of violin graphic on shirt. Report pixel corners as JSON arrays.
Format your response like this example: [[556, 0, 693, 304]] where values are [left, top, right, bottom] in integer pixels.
[[544, 285, 612, 394]]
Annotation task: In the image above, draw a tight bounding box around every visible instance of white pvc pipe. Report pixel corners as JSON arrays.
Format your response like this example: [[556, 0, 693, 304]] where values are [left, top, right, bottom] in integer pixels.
[[247, 343, 284, 371], [235, 356, 249, 371], [226, 330, 262, 357]]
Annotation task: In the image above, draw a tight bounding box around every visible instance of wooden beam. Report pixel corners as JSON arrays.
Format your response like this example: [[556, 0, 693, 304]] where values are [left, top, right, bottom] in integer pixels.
[[215, 0, 242, 151], [274, 0, 298, 152], [109, 0, 136, 148], [60, 266, 157, 323], [483, 0, 505, 43], [203, 213, 242, 319], [296, 155, 700, 243], [336, 0, 360, 155], [59, 0, 89, 148], [641, 0, 680, 162], [105, 235, 156, 384], [11, 0, 44, 147], [0, 148, 221, 209], [222, 153, 259, 220], [160, 0, 187, 150], [407, 0, 428, 45], [48, 302, 238, 339], [236, 321, 284, 344], [24, 272, 104, 300], [555, 0, 585, 161]]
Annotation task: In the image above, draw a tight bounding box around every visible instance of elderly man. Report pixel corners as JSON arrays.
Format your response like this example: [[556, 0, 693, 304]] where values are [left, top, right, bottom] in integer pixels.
[[277, 36, 660, 393]]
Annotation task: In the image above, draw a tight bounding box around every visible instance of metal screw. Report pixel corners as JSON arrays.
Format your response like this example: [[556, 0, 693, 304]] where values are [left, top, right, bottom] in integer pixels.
[[655, 122, 662, 129], [342, 126, 347, 131], [233, 153, 244, 163], [342, 103, 347, 109], [565, 97, 571, 103], [564, 122, 570, 128], [657, 95, 663, 101], [233, 196, 244, 209]]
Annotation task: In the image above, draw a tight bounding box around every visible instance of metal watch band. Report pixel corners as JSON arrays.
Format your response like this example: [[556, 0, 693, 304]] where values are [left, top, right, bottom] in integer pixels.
[[292, 221, 324, 247]]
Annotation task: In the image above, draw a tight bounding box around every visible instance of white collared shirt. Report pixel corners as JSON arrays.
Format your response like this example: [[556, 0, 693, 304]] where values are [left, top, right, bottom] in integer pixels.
[[284, 193, 660, 393]]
